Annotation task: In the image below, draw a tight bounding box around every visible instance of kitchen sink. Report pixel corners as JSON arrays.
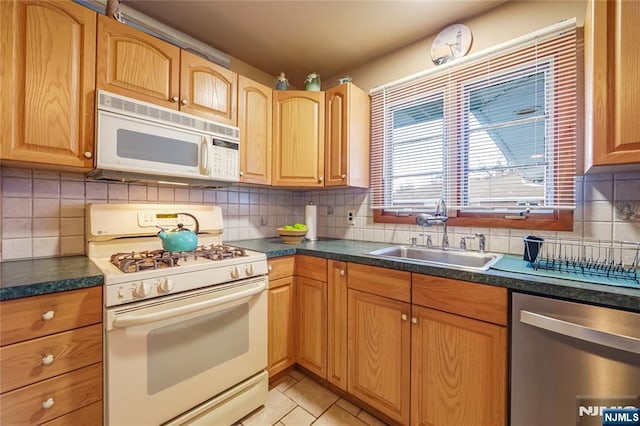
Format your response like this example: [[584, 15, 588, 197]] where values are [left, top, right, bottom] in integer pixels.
[[367, 245, 503, 272]]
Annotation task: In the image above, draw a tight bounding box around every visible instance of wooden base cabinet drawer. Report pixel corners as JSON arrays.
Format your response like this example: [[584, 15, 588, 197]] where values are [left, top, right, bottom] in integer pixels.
[[42, 401, 102, 426], [268, 256, 295, 281], [1, 324, 102, 393], [0, 362, 102, 426], [0, 287, 102, 346]]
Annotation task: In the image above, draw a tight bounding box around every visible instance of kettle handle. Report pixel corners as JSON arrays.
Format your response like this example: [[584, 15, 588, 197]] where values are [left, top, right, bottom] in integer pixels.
[[177, 213, 200, 235]]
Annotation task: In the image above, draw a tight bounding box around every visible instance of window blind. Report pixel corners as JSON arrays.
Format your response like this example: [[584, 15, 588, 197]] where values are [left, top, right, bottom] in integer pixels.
[[370, 19, 578, 212]]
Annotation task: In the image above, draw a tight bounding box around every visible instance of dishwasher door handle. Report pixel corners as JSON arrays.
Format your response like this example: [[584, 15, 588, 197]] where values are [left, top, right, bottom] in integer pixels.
[[520, 310, 640, 355]]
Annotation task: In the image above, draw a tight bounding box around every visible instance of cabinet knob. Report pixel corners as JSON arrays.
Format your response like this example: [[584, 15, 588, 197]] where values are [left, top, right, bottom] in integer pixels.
[[181, 99, 188, 105], [42, 310, 55, 321], [41, 354, 55, 365], [401, 314, 408, 321], [239, 171, 244, 176], [411, 317, 418, 324], [42, 398, 55, 409], [340, 269, 345, 276], [268, 265, 273, 272], [170, 96, 179, 103], [341, 174, 346, 179], [319, 176, 324, 183], [83, 151, 93, 159]]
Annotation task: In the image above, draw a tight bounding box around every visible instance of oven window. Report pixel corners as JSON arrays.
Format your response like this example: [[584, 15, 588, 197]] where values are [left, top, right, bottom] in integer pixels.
[[117, 129, 199, 166], [146, 303, 249, 395]]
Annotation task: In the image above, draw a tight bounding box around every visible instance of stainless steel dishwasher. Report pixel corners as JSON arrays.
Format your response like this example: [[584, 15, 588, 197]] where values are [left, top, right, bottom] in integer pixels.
[[511, 293, 640, 426]]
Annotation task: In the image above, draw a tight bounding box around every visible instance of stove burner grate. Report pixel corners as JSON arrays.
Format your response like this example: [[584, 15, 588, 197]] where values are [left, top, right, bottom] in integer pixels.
[[110, 245, 248, 273]]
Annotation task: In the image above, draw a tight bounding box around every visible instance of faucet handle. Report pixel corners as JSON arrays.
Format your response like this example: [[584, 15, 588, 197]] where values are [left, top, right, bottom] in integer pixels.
[[410, 237, 418, 247], [419, 233, 433, 247], [474, 233, 486, 252], [459, 235, 476, 250]]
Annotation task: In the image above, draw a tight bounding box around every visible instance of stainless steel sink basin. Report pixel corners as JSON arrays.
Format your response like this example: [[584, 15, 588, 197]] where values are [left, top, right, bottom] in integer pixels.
[[367, 246, 503, 271]]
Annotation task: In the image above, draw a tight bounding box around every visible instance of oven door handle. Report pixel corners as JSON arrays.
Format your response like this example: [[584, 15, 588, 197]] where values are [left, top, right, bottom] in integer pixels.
[[112, 281, 265, 328], [520, 310, 640, 355]]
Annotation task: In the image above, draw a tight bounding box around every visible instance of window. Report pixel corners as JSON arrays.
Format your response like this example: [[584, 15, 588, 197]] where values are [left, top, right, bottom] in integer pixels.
[[370, 21, 577, 230]]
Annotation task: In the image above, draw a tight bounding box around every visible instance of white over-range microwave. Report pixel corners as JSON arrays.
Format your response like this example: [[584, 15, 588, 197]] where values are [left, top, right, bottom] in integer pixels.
[[89, 90, 240, 187]]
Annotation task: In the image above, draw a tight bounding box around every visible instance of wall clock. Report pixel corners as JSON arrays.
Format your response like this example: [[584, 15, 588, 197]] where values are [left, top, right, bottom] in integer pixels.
[[431, 24, 473, 65]]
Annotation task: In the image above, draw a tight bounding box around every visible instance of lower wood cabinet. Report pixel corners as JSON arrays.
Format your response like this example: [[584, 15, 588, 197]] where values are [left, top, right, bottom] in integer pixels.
[[347, 263, 412, 425], [267, 257, 296, 377], [296, 276, 327, 378], [327, 260, 348, 391], [0, 287, 103, 425], [412, 274, 508, 426], [410, 306, 507, 426]]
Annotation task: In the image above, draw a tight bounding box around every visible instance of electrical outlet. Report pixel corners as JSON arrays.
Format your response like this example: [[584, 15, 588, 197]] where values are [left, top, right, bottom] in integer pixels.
[[347, 210, 355, 225]]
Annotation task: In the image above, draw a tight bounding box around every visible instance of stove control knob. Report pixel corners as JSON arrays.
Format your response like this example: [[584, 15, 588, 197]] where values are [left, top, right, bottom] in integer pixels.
[[245, 264, 254, 276], [230, 266, 240, 279], [158, 278, 174, 293], [133, 281, 151, 298]]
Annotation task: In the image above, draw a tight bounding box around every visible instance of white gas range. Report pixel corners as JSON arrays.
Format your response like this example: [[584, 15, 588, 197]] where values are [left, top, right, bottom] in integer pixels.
[[87, 203, 268, 426]]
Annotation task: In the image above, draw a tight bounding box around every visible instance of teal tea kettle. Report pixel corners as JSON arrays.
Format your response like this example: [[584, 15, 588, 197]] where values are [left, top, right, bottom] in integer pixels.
[[157, 213, 200, 252]]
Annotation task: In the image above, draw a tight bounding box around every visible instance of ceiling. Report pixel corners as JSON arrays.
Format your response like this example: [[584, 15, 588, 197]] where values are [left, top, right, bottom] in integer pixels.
[[122, 0, 506, 88]]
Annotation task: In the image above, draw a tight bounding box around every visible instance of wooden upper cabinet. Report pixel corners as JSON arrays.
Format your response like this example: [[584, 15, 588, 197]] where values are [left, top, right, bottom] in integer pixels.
[[325, 83, 370, 188], [272, 91, 325, 187], [0, 0, 96, 170], [97, 14, 180, 109], [585, 0, 640, 170], [180, 50, 237, 125], [239, 76, 272, 184]]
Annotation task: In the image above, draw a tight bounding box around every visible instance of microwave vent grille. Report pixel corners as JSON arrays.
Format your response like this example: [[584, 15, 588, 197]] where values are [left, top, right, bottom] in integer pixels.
[[98, 91, 239, 139]]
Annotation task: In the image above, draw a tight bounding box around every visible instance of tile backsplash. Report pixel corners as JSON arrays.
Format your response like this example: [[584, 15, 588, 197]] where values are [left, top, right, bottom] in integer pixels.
[[1, 167, 639, 261]]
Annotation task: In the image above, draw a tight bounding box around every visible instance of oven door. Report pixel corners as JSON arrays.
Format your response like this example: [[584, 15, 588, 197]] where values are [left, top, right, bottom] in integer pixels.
[[105, 277, 267, 426]]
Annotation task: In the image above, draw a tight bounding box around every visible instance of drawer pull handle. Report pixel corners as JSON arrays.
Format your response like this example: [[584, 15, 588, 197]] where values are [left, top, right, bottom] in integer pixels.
[[42, 354, 55, 365], [42, 398, 54, 409], [42, 311, 55, 321]]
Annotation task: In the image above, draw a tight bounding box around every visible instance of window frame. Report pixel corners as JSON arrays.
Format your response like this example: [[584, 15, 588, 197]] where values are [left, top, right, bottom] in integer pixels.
[[372, 32, 577, 232]]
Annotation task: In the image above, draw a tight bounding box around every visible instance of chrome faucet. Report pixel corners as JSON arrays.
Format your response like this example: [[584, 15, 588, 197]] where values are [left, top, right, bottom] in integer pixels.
[[475, 233, 486, 252], [415, 196, 449, 250]]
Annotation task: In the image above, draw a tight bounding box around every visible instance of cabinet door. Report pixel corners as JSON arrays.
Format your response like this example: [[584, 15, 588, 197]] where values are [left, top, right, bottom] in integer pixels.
[[238, 76, 272, 184], [585, 0, 640, 168], [97, 14, 180, 109], [327, 260, 347, 391], [180, 50, 237, 125], [296, 276, 327, 378], [1, 0, 96, 169], [268, 276, 295, 377], [273, 91, 325, 187], [325, 83, 370, 188], [411, 305, 507, 426], [348, 289, 410, 425]]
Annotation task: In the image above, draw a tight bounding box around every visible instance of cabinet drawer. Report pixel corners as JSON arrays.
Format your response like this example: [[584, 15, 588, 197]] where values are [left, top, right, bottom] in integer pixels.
[[1, 287, 102, 346], [42, 401, 102, 426], [412, 274, 507, 326], [0, 362, 102, 425], [347, 263, 411, 303], [296, 255, 327, 281], [268, 256, 295, 281], [1, 324, 102, 393]]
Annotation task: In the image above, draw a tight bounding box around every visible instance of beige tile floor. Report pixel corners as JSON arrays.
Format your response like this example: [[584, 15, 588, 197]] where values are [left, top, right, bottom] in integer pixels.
[[238, 370, 388, 426]]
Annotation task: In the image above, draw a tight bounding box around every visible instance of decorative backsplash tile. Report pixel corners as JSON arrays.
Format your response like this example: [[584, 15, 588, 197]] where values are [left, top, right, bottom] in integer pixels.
[[1, 167, 639, 261]]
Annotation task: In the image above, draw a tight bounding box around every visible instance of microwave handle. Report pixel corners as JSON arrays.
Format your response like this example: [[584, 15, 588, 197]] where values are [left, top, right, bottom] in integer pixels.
[[200, 136, 211, 176]]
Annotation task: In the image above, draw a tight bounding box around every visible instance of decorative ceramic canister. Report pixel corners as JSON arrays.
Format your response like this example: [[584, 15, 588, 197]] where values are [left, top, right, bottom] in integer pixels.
[[275, 72, 289, 90], [305, 73, 321, 91], [338, 75, 352, 84]]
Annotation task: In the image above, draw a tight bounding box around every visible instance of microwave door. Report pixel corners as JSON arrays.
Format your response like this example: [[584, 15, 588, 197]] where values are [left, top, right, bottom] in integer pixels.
[[97, 111, 210, 179]]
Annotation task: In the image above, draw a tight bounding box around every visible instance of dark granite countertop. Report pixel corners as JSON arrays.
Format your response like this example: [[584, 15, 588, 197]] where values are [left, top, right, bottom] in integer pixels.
[[0, 256, 103, 301], [229, 238, 640, 312]]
